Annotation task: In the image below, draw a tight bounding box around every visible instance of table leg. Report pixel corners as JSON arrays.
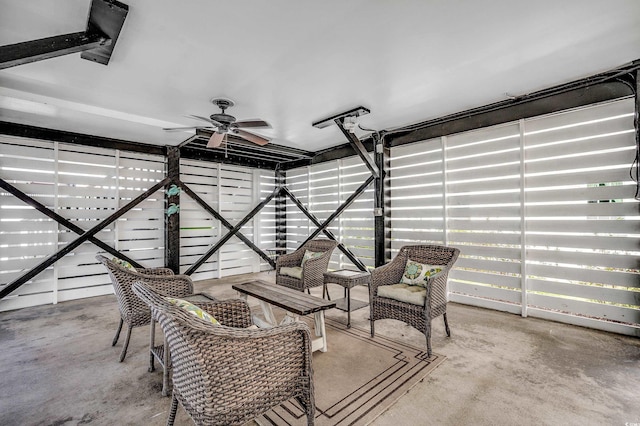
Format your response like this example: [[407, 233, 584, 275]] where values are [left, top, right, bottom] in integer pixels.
[[162, 334, 170, 397], [347, 286, 352, 328], [149, 320, 156, 372], [312, 311, 328, 352], [258, 300, 278, 326], [238, 293, 278, 328]]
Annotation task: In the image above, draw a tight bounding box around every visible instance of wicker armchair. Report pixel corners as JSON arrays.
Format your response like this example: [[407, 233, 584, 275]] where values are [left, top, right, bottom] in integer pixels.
[[369, 245, 460, 357], [132, 282, 316, 426], [96, 255, 194, 362], [276, 239, 338, 293]]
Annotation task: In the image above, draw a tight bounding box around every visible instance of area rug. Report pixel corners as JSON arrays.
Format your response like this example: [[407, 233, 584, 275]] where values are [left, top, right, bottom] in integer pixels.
[[256, 317, 446, 426]]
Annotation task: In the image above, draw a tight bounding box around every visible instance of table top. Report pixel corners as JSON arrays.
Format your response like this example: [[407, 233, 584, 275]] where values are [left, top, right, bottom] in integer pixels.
[[184, 293, 215, 302], [324, 269, 370, 278], [232, 280, 335, 316]]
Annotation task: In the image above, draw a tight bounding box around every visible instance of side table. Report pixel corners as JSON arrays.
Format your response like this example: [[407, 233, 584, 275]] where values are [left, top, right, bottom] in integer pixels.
[[323, 269, 371, 328]]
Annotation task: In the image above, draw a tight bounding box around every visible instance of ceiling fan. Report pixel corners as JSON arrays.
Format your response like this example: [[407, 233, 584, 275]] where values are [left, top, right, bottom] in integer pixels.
[[163, 98, 271, 148]]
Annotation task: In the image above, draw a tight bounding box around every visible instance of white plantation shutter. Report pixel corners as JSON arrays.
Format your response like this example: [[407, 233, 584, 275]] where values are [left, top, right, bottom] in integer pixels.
[[388, 138, 446, 254], [257, 169, 277, 271], [339, 155, 375, 270], [217, 165, 261, 276], [446, 122, 524, 312], [179, 159, 221, 279], [286, 155, 375, 270], [285, 167, 313, 248], [55, 144, 119, 303], [0, 137, 57, 310], [523, 99, 638, 332], [389, 97, 640, 334], [116, 151, 165, 267], [179, 160, 269, 279], [0, 137, 165, 311]]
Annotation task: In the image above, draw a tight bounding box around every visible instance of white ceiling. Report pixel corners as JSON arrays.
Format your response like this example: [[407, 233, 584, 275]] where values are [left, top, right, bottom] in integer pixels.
[[1, 0, 639, 153]]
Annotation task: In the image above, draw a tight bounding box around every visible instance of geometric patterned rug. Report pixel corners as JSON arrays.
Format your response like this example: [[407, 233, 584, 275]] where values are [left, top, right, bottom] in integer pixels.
[[257, 317, 446, 425]]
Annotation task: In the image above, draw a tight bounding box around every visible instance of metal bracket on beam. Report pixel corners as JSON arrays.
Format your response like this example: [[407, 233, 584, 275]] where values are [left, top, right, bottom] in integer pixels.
[[335, 118, 379, 178], [311, 106, 379, 178]]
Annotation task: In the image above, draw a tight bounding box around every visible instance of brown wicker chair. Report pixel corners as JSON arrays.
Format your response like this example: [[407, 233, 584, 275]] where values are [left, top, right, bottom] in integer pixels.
[[276, 239, 338, 293], [96, 255, 194, 362], [132, 281, 316, 426], [369, 245, 460, 357]]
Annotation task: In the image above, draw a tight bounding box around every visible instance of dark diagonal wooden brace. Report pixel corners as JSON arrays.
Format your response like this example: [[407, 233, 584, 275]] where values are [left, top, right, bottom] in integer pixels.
[[281, 186, 367, 271], [184, 186, 281, 275], [0, 177, 169, 299], [179, 181, 276, 270], [0, 178, 140, 267], [335, 118, 379, 179], [305, 175, 375, 243]]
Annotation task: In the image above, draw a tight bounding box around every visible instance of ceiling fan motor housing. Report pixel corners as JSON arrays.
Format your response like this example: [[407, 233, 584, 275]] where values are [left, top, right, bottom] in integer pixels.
[[209, 113, 236, 125]]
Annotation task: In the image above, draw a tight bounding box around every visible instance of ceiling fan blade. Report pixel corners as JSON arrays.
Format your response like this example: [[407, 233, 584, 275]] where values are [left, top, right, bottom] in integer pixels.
[[235, 129, 270, 146], [162, 126, 210, 131], [207, 132, 225, 148], [188, 114, 224, 127], [235, 119, 271, 129]]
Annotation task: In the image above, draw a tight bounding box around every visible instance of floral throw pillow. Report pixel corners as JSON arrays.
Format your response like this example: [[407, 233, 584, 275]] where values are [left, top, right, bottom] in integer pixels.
[[400, 259, 444, 287], [166, 297, 219, 325], [112, 257, 136, 272], [301, 250, 324, 266]]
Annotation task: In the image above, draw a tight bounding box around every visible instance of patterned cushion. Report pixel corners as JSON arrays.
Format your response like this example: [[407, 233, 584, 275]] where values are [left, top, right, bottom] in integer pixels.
[[166, 297, 219, 325], [112, 257, 136, 272], [280, 266, 303, 279], [377, 283, 426, 306], [301, 250, 324, 266], [400, 259, 444, 287]]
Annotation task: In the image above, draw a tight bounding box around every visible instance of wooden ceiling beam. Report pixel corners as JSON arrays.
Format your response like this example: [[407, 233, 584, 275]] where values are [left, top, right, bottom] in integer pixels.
[[0, 0, 128, 70]]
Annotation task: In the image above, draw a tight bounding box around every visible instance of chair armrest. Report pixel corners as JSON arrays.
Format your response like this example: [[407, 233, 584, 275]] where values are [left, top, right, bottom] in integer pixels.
[[370, 256, 406, 294], [139, 275, 194, 298], [193, 299, 253, 328], [193, 320, 314, 363], [276, 250, 304, 272], [301, 253, 331, 279], [138, 267, 174, 276], [424, 269, 450, 309]]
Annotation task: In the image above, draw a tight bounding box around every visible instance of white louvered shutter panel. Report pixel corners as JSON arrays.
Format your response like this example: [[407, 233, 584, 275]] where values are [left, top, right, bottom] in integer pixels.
[[523, 98, 639, 332]]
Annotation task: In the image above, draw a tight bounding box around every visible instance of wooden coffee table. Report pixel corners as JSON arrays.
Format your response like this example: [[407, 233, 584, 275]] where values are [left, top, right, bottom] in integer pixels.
[[232, 280, 336, 352]]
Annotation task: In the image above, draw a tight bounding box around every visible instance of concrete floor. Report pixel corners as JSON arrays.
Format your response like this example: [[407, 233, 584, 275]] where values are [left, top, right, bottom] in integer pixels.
[[1, 271, 639, 426]]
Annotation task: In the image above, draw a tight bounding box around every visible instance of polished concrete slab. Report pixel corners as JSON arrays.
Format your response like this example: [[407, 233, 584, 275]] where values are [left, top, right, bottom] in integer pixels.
[[1, 271, 638, 425]]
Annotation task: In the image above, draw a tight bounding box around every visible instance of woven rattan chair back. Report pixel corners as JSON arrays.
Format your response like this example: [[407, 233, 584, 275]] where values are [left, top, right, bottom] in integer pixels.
[[369, 245, 460, 357], [96, 255, 193, 362], [132, 281, 316, 426], [276, 238, 338, 293]]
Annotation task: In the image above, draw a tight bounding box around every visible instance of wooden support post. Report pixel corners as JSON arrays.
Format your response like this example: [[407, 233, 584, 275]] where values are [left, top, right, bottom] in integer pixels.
[[634, 69, 640, 200], [275, 168, 287, 254], [374, 133, 389, 267], [165, 146, 180, 273]]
